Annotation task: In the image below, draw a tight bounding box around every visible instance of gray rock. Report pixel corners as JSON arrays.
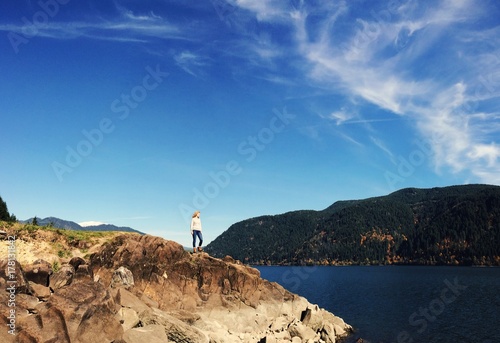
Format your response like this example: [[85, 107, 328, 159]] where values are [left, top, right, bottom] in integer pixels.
[[111, 266, 134, 288]]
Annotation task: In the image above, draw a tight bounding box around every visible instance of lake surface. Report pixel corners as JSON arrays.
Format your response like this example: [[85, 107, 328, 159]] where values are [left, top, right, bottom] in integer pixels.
[[255, 266, 499, 343]]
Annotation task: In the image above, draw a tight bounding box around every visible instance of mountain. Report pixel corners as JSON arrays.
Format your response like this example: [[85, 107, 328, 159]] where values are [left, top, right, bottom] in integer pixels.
[[22, 216, 144, 234], [206, 184, 500, 266]]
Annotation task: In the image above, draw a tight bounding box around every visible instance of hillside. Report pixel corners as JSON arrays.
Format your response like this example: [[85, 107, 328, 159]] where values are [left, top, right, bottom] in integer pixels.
[[205, 184, 500, 266], [0, 221, 131, 266], [22, 216, 144, 234]]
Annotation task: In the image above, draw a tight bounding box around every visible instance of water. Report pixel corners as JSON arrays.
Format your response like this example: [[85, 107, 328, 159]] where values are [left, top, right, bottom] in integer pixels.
[[255, 266, 500, 343]]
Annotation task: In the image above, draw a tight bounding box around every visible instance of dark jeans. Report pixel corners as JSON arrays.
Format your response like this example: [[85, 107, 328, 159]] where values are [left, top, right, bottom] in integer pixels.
[[192, 230, 203, 247]]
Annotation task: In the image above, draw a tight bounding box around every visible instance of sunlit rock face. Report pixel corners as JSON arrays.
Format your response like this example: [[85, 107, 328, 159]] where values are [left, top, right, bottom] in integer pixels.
[[0, 234, 352, 342]]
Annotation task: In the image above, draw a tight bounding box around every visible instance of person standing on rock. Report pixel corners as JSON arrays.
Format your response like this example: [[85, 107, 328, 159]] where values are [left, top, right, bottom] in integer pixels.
[[190, 210, 203, 253]]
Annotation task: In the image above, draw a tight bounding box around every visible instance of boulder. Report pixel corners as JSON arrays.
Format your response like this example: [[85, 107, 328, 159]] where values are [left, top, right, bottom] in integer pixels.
[[15, 293, 41, 314], [49, 264, 75, 290], [75, 264, 93, 280], [0, 280, 123, 343], [69, 256, 86, 271], [117, 307, 140, 331], [289, 320, 319, 341], [300, 307, 312, 325], [140, 307, 209, 343], [14, 279, 124, 342], [115, 287, 151, 314], [111, 266, 134, 288], [0, 259, 32, 294], [23, 259, 53, 286], [88, 234, 352, 342], [123, 324, 168, 343], [167, 309, 200, 324], [320, 322, 336, 343], [30, 281, 51, 301]]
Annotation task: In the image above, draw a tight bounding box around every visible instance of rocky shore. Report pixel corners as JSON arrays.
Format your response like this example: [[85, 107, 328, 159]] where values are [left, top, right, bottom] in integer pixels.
[[1, 233, 352, 342]]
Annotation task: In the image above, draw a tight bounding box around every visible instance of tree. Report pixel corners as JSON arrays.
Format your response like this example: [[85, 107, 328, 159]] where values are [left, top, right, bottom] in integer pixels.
[[0, 195, 16, 222], [32, 216, 38, 226]]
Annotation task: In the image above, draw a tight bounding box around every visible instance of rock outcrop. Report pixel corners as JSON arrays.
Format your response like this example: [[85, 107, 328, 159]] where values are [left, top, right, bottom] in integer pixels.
[[0, 234, 352, 342]]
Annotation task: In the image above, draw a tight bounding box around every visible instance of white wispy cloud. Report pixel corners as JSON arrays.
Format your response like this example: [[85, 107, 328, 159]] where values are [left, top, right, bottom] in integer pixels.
[[0, 7, 182, 42], [417, 82, 500, 180], [230, 0, 500, 184], [289, 0, 500, 184], [173, 50, 211, 77], [370, 136, 395, 161], [326, 110, 353, 125], [256, 74, 296, 86], [234, 0, 291, 21], [337, 131, 364, 147]]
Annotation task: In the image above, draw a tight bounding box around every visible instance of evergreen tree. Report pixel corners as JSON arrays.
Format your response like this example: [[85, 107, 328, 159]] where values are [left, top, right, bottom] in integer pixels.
[[0, 195, 16, 222]]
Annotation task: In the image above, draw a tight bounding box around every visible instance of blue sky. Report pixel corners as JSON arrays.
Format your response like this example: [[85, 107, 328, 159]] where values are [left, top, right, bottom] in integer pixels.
[[1, 0, 499, 247]]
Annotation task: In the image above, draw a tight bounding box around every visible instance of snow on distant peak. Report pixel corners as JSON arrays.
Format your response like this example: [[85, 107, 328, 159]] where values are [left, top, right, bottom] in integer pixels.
[[79, 221, 108, 227]]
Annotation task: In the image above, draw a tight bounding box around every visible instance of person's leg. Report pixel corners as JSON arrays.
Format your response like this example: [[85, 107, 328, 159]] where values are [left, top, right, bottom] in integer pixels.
[[196, 231, 203, 250], [192, 232, 197, 252]]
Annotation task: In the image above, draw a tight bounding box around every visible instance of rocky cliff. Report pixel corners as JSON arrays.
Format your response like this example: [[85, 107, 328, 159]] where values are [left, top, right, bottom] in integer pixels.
[[1, 231, 352, 342]]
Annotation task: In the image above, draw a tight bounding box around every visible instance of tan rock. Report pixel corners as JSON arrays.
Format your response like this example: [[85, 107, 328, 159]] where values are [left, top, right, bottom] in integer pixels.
[[118, 307, 140, 331], [270, 315, 292, 332], [0, 259, 32, 294], [320, 322, 336, 343], [29, 281, 51, 301], [140, 307, 209, 343], [0, 233, 353, 343], [116, 287, 151, 314], [289, 320, 319, 341], [123, 324, 168, 343]]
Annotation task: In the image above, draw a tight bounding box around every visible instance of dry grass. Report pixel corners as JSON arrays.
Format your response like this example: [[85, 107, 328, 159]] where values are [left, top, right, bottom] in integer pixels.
[[0, 221, 138, 266]]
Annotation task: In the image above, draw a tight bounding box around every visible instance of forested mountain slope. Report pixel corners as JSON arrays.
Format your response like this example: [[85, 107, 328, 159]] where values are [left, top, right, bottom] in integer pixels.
[[206, 185, 500, 266]]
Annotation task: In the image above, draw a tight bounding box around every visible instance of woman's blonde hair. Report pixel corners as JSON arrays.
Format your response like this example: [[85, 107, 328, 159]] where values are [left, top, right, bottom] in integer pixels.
[[192, 210, 200, 218]]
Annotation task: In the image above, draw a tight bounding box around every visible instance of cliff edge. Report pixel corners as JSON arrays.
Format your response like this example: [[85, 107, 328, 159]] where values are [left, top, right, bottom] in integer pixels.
[[0, 232, 352, 342]]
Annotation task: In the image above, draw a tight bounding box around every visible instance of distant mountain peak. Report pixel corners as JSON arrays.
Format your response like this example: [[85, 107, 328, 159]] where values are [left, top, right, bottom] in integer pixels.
[[22, 216, 144, 235], [79, 221, 108, 227]]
